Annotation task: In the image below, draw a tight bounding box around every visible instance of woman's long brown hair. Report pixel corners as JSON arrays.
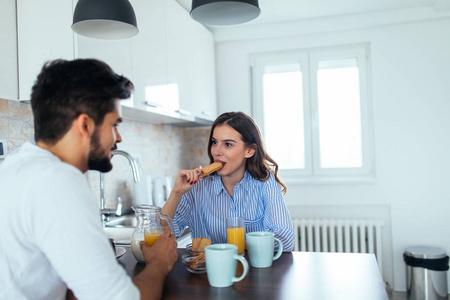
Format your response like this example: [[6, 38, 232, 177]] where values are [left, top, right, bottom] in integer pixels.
[[207, 112, 287, 195]]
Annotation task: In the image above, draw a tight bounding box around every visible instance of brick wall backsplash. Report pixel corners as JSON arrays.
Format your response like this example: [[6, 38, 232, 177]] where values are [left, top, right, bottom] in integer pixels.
[[0, 98, 210, 210], [0, 98, 34, 148]]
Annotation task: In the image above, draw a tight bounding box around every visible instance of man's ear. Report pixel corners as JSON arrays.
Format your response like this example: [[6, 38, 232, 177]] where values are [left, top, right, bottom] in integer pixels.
[[75, 114, 95, 139], [245, 144, 257, 158]]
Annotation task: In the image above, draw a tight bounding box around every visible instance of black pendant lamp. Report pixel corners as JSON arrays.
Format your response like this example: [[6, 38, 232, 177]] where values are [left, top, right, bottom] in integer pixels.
[[72, 0, 138, 39], [190, 0, 260, 26]]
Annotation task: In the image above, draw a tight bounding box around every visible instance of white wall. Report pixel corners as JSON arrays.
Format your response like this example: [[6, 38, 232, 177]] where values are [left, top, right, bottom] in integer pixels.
[[0, 0, 18, 100], [215, 11, 450, 291]]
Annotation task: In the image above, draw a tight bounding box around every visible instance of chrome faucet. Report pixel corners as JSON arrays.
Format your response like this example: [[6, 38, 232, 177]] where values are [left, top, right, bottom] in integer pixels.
[[100, 150, 140, 222], [112, 150, 141, 183]]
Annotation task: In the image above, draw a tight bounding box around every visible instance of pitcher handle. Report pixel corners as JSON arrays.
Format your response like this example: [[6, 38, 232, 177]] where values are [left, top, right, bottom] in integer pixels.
[[160, 213, 175, 234]]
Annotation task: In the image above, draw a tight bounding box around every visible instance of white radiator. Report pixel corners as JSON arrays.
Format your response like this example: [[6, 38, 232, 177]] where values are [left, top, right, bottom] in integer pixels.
[[293, 219, 385, 273]]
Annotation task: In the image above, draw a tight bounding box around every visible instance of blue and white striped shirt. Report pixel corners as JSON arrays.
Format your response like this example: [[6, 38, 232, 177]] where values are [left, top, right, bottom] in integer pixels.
[[173, 171, 295, 251]]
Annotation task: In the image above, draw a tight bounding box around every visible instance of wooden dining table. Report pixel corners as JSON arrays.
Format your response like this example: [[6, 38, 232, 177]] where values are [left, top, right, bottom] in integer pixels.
[[118, 246, 388, 300]]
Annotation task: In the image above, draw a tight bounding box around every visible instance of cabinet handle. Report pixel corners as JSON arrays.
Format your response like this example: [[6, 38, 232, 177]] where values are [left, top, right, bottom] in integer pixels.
[[175, 109, 192, 115], [145, 101, 163, 108], [201, 111, 212, 116]]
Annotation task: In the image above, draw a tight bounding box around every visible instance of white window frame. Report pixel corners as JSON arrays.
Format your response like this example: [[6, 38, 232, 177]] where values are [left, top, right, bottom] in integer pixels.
[[251, 44, 375, 184]]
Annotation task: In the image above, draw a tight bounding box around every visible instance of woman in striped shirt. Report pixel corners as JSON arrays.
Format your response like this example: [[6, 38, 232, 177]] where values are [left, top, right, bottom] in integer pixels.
[[162, 112, 295, 251]]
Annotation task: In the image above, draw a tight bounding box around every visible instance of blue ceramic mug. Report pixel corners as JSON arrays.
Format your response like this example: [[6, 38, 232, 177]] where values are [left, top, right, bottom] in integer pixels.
[[246, 231, 283, 268], [205, 244, 249, 287]]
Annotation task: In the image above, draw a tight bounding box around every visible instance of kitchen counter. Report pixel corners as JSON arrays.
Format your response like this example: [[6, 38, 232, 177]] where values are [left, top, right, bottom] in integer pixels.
[[118, 247, 388, 300]]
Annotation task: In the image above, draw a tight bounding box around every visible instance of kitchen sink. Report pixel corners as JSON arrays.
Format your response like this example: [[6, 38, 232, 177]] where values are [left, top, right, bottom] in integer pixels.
[[103, 215, 135, 244], [106, 215, 136, 227], [103, 215, 192, 247]]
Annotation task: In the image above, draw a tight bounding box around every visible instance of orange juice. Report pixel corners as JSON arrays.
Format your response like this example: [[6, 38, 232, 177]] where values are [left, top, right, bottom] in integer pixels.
[[227, 227, 245, 255], [144, 231, 162, 247]]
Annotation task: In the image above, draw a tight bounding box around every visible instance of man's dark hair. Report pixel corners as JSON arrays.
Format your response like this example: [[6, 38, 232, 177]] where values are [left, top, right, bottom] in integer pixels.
[[31, 59, 133, 144]]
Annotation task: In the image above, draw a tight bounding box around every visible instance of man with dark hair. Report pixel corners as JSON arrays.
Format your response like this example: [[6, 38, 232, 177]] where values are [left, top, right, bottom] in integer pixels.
[[0, 59, 177, 300]]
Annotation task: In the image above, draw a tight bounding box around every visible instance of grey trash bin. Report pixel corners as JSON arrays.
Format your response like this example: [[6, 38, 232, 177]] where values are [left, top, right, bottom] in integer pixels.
[[404, 246, 449, 300]]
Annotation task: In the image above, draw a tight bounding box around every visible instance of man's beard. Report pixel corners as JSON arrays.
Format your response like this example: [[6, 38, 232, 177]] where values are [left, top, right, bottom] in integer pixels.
[[88, 129, 113, 173]]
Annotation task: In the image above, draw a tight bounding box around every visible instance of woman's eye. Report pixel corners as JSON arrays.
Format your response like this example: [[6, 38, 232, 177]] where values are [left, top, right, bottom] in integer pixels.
[[225, 143, 232, 147], [211, 140, 217, 145]]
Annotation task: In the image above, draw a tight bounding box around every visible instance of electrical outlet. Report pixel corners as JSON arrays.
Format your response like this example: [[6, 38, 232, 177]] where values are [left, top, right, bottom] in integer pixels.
[[0, 139, 7, 158]]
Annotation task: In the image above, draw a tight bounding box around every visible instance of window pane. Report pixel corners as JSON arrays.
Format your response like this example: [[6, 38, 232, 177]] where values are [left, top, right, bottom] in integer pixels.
[[263, 63, 304, 169], [317, 59, 363, 168]]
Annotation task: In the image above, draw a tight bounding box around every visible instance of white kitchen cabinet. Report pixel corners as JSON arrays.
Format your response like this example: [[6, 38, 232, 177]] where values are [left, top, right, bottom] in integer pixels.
[[0, 0, 18, 100], [76, 37, 133, 88], [75, 0, 216, 125], [17, 0, 74, 100], [129, 0, 170, 112], [76, 0, 163, 111], [165, 0, 217, 122]]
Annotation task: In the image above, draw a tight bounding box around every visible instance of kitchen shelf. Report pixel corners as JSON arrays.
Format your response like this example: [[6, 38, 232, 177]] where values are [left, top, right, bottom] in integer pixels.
[[121, 105, 213, 127], [19, 100, 213, 127]]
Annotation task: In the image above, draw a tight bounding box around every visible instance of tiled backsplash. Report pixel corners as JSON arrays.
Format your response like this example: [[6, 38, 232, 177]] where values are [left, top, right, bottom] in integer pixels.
[[0, 98, 34, 146], [0, 98, 210, 210]]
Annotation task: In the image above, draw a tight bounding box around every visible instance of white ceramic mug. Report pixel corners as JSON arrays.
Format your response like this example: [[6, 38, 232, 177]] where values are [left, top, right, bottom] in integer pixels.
[[205, 244, 249, 287], [246, 231, 283, 268]]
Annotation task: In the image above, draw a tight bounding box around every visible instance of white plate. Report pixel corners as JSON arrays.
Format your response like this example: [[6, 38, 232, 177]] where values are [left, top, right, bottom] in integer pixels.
[[115, 247, 126, 258]]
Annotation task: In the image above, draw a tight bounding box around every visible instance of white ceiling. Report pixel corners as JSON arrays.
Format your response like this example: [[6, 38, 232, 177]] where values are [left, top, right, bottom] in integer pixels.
[[176, 0, 448, 26]]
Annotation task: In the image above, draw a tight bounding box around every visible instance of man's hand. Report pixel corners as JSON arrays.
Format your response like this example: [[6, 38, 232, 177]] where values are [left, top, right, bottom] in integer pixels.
[[133, 226, 178, 300], [140, 227, 178, 276], [65, 289, 77, 300]]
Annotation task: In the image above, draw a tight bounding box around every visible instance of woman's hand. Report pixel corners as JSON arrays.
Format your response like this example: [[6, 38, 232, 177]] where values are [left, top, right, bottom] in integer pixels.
[[162, 167, 203, 219], [171, 168, 203, 195]]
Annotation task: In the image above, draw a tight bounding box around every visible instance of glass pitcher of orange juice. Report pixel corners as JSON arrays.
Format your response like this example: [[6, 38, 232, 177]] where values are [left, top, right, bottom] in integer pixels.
[[131, 204, 175, 263]]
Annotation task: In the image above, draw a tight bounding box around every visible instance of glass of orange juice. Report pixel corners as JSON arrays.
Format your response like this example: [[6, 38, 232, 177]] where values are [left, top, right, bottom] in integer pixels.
[[144, 227, 163, 247], [226, 217, 245, 255]]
